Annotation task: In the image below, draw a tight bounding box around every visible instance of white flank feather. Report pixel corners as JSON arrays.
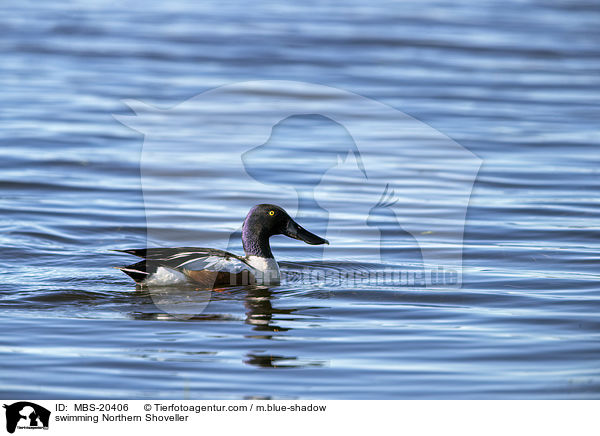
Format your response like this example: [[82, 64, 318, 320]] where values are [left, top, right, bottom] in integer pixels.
[[144, 266, 189, 286]]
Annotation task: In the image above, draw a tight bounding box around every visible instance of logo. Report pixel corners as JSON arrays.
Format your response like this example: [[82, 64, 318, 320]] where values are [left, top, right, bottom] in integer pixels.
[[3, 402, 50, 434]]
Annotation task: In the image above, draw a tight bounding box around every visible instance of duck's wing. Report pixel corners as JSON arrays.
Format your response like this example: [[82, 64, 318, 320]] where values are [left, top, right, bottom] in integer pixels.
[[116, 247, 255, 285], [116, 247, 251, 270]]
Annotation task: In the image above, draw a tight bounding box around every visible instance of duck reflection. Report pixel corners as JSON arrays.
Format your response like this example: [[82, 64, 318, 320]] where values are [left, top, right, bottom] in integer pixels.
[[244, 353, 295, 368], [243, 286, 327, 368], [244, 353, 324, 368], [244, 286, 289, 336], [127, 284, 328, 368]]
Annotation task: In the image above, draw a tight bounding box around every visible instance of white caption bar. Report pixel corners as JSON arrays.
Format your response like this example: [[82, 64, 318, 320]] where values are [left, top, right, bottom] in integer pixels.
[[1, 400, 597, 436]]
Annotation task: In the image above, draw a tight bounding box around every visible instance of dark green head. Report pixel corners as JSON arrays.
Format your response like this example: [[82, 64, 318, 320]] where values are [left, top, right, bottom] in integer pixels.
[[241, 204, 328, 258]]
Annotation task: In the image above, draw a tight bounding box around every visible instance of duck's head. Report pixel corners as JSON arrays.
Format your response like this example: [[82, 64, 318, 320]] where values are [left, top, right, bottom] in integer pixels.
[[242, 204, 328, 257]]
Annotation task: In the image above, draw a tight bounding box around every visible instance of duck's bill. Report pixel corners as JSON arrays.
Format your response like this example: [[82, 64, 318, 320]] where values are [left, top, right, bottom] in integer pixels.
[[284, 219, 329, 245]]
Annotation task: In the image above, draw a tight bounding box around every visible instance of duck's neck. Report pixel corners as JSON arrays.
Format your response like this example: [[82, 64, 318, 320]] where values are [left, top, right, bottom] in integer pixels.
[[242, 228, 273, 259]]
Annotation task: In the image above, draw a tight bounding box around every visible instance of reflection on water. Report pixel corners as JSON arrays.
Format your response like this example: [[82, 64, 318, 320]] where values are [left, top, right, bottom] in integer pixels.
[[243, 286, 328, 368], [245, 287, 289, 334], [244, 354, 326, 369]]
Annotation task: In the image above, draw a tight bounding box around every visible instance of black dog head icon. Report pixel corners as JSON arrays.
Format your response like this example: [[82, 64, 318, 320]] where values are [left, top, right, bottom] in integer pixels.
[[3, 402, 50, 434]]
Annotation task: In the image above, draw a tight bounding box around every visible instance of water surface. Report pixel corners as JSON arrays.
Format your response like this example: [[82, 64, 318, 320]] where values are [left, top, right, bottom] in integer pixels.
[[1, 0, 599, 399]]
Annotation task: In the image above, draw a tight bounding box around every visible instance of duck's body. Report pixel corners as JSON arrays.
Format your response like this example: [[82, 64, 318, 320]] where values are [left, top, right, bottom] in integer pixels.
[[117, 246, 282, 286], [117, 204, 328, 287]]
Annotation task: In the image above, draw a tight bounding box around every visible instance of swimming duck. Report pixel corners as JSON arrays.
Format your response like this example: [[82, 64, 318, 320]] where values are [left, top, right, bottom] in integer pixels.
[[117, 204, 328, 287]]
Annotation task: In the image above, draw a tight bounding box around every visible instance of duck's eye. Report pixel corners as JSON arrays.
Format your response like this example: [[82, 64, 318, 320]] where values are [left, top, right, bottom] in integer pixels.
[[268, 210, 275, 216]]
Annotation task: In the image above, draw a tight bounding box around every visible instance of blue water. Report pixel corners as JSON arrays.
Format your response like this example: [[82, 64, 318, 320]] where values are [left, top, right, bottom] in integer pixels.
[[1, 0, 599, 399]]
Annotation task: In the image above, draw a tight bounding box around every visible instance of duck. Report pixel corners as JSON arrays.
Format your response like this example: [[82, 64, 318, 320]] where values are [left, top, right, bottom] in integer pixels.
[[116, 204, 328, 287]]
